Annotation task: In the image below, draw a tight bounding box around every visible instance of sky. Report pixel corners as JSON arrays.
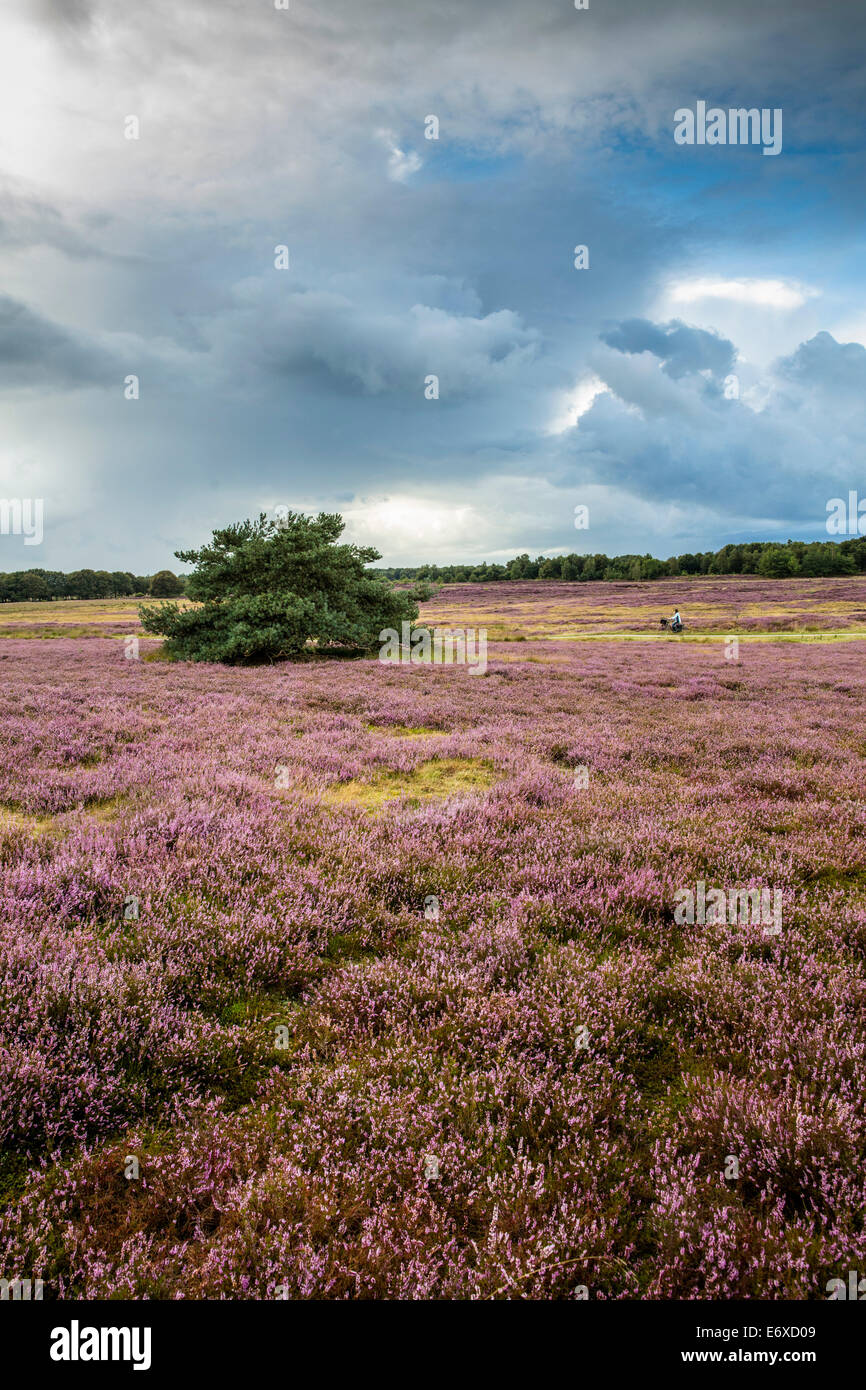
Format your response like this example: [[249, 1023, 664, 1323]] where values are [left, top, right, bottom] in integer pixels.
[[1, 0, 865, 571]]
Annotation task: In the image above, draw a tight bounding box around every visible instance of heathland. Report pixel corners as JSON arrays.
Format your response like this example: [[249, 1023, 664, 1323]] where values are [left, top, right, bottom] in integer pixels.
[[0, 575, 864, 1298]]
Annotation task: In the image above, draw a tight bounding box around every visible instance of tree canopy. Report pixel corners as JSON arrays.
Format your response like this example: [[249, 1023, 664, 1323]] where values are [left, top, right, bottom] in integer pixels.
[[149, 569, 185, 597], [139, 510, 420, 664]]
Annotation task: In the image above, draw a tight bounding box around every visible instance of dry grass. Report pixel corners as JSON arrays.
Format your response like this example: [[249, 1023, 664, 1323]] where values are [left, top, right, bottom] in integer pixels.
[[0, 796, 129, 839], [321, 757, 498, 811], [0, 598, 144, 625], [0, 807, 54, 837], [364, 724, 449, 738], [0, 597, 191, 639]]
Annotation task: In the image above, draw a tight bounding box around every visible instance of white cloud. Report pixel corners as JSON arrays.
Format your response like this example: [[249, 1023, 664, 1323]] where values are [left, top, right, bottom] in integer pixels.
[[377, 130, 422, 183], [344, 496, 482, 556], [546, 374, 607, 434], [338, 479, 747, 567], [667, 277, 819, 311]]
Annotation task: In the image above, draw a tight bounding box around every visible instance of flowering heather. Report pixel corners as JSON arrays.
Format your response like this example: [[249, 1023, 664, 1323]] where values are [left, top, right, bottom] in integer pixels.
[[0, 630, 864, 1299]]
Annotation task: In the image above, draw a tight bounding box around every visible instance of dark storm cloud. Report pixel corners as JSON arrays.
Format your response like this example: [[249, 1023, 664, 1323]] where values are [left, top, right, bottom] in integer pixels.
[[2, 0, 865, 566], [600, 319, 736, 380], [0, 295, 112, 389], [559, 327, 864, 530], [227, 287, 541, 398]]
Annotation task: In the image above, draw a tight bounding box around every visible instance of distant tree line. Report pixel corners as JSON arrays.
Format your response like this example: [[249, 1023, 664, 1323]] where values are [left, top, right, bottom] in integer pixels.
[[0, 568, 187, 601], [377, 537, 866, 585], [3, 536, 865, 602]]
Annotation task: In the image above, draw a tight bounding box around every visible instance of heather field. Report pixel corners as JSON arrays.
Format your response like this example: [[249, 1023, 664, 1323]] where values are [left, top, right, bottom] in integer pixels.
[[3, 573, 866, 643], [0, 595, 865, 1300], [421, 575, 866, 641]]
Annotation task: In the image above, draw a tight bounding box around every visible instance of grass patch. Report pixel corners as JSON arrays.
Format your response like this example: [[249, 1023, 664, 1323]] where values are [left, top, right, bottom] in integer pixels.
[[549, 630, 866, 645], [324, 757, 498, 811], [0, 806, 55, 837], [0, 796, 129, 839], [365, 724, 449, 738]]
